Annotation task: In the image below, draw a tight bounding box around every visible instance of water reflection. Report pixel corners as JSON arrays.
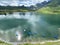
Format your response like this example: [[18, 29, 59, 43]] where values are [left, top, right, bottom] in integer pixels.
[[0, 12, 59, 42]]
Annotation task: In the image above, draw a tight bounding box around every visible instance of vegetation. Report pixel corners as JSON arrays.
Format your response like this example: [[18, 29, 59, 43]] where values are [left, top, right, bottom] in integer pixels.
[[0, 6, 28, 12], [18, 41, 60, 45], [37, 6, 60, 14], [0, 0, 60, 14], [0, 5, 36, 13], [36, 0, 60, 14], [0, 40, 12, 45]]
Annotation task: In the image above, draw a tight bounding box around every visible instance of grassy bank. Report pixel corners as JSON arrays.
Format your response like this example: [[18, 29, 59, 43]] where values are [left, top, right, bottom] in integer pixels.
[[18, 42, 60, 45], [0, 9, 28, 13], [0, 40, 12, 45], [36, 6, 60, 14], [0, 9, 29, 15]]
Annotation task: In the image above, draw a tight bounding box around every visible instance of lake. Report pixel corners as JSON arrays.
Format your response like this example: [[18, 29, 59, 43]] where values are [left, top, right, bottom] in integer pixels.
[[0, 12, 60, 42]]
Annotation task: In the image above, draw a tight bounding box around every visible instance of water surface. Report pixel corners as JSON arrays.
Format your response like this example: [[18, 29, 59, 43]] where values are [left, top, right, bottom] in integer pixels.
[[0, 12, 60, 42]]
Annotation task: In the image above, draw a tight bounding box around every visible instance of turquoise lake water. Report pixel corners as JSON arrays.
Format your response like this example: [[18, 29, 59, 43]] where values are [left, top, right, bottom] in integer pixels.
[[0, 12, 60, 42]]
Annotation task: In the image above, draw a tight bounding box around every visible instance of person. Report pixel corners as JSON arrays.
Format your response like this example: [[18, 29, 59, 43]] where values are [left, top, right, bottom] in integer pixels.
[[54, 35, 58, 39], [4, 13, 6, 16], [16, 31, 22, 41]]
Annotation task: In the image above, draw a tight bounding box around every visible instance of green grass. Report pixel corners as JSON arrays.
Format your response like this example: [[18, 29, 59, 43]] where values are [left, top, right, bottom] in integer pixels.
[[0, 40, 12, 45], [36, 6, 60, 14], [0, 43, 12, 45], [43, 42, 60, 45], [0, 9, 29, 15], [0, 41, 60, 45], [18, 42, 60, 45], [0, 40, 60, 45], [0, 9, 28, 12]]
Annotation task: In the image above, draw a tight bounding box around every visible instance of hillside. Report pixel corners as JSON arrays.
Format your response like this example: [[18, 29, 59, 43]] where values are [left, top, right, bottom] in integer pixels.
[[37, 0, 60, 14]]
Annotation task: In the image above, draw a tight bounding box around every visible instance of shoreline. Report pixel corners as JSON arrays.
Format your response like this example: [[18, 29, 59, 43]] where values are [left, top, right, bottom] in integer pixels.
[[0, 39, 60, 45]]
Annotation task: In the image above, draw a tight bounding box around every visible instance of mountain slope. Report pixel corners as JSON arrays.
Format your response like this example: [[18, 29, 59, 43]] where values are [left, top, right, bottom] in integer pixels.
[[0, 0, 49, 6], [47, 0, 60, 7], [37, 0, 60, 14]]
